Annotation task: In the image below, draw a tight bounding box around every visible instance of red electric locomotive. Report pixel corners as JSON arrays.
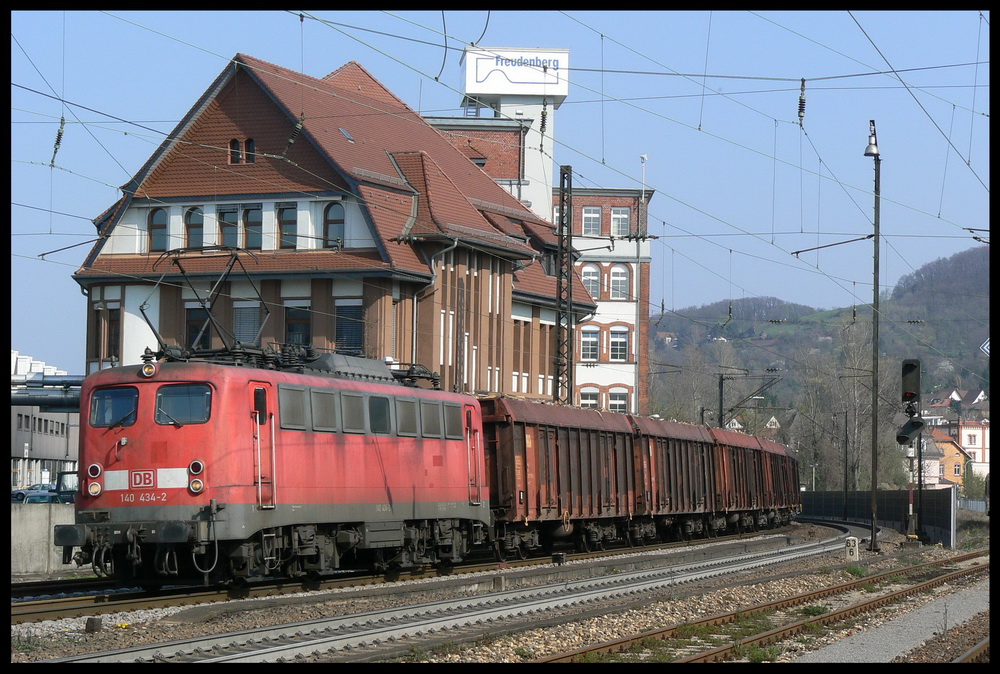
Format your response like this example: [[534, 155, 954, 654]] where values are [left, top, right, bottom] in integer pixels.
[[54, 352, 491, 584]]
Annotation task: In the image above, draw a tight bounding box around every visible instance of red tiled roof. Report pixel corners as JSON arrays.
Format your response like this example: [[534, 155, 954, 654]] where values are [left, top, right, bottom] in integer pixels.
[[82, 54, 566, 302]]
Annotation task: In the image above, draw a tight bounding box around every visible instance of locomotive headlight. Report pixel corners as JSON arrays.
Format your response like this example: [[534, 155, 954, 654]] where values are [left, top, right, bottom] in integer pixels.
[[87, 463, 103, 478], [139, 362, 157, 378], [87, 481, 103, 497], [189, 478, 205, 494], [189, 460, 205, 475]]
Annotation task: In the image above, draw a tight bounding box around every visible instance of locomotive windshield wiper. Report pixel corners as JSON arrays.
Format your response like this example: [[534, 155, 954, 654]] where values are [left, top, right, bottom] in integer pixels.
[[157, 407, 185, 428], [109, 407, 136, 429]]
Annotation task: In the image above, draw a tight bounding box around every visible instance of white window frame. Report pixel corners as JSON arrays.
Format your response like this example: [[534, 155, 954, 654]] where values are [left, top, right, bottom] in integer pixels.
[[582, 206, 601, 236], [609, 327, 629, 361], [580, 328, 600, 361], [611, 207, 630, 237], [610, 265, 630, 299]]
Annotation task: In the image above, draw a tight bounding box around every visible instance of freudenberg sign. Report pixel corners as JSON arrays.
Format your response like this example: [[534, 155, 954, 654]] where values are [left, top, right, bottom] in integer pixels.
[[464, 47, 570, 99]]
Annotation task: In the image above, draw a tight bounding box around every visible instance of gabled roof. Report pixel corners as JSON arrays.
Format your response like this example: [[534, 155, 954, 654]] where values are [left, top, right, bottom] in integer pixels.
[[79, 54, 577, 297]]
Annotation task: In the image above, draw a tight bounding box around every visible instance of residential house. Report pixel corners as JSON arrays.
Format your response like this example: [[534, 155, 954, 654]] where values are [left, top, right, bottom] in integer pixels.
[[927, 428, 975, 492]]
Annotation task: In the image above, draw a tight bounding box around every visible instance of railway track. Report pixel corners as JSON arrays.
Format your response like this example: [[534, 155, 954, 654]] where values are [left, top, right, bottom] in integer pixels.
[[532, 551, 989, 663], [35, 531, 855, 663], [13, 528, 803, 625]]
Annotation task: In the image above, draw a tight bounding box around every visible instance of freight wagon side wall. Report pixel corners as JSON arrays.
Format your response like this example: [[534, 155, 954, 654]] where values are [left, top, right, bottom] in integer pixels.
[[480, 397, 638, 524]]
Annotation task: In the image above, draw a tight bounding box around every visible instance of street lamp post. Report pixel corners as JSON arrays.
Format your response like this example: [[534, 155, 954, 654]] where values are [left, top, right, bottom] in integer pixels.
[[865, 120, 881, 553]]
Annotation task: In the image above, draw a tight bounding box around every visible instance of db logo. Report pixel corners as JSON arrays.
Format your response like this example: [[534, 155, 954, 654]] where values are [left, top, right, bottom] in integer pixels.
[[130, 470, 155, 488]]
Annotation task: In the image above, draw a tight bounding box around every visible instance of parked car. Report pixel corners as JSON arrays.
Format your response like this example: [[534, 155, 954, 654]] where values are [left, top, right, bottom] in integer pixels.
[[11, 483, 56, 501], [23, 492, 63, 504]]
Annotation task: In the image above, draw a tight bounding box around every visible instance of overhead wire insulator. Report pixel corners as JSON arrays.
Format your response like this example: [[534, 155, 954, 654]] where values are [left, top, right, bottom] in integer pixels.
[[49, 115, 66, 167], [797, 79, 806, 126]]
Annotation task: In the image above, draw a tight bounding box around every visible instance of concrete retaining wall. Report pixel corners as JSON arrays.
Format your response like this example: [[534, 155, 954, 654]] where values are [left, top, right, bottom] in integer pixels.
[[10, 503, 76, 575]]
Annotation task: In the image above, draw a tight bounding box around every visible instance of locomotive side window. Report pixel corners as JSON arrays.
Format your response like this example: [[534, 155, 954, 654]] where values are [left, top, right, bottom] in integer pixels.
[[443, 403, 463, 439], [396, 399, 418, 436], [342, 393, 365, 434], [90, 387, 139, 428], [420, 401, 442, 437], [155, 384, 211, 425], [278, 385, 308, 430], [369, 396, 391, 435], [310, 390, 340, 432]]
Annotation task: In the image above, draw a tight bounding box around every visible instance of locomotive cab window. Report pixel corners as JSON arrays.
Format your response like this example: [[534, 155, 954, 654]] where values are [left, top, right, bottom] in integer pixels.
[[90, 386, 139, 428], [155, 384, 212, 426]]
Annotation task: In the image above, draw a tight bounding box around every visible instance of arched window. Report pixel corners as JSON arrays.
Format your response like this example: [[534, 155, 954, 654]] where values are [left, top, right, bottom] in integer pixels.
[[323, 202, 345, 249], [580, 327, 600, 361], [581, 264, 600, 299], [185, 207, 204, 248], [608, 388, 629, 413], [148, 208, 168, 252], [610, 265, 630, 299], [229, 139, 242, 164], [580, 387, 600, 408], [244, 138, 256, 163], [610, 326, 629, 361]]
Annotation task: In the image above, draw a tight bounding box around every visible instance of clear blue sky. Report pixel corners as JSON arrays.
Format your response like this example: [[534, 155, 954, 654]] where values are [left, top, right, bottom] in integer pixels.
[[11, 11, 990, 373]]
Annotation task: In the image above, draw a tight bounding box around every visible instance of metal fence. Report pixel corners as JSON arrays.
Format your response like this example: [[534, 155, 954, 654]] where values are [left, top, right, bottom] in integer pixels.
[[957, 498, 987, 514], [801, 487, 956, 548]]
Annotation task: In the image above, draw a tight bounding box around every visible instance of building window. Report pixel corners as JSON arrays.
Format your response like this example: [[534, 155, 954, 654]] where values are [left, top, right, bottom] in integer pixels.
[[582, 206, 601, 236], [278, 203, 297, 249], [323, 202, 345, 249], [185, 207, 204, 248], [611, 207, 630, 237], [93, 302, 122, 363], [243, 205, 262, 250], [285, 306, 311, 346], [582, 264, 600, 299], [967, 434, 977, 446], [244, 138, 256, 163], [954, 463, 962, 476], [580, 328, 599, 361], [148, 208, 168, 252], [229, 139, 242, 164], [939, 464, 945, 476], [609, 389, 629, 413], [218, 208, 238, 248], [335, 300, 364, 354], [610, 327, 629, 361], [186, 306, 211, 350], [610, 265, 630, 299], [233, 303, 261, 346], [580, 388, 599, 409]]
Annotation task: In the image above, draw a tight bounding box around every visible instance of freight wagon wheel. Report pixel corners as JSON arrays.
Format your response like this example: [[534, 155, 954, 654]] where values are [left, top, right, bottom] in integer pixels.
[[515, 543, 528, 560], [494, 541, 508, 563]]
